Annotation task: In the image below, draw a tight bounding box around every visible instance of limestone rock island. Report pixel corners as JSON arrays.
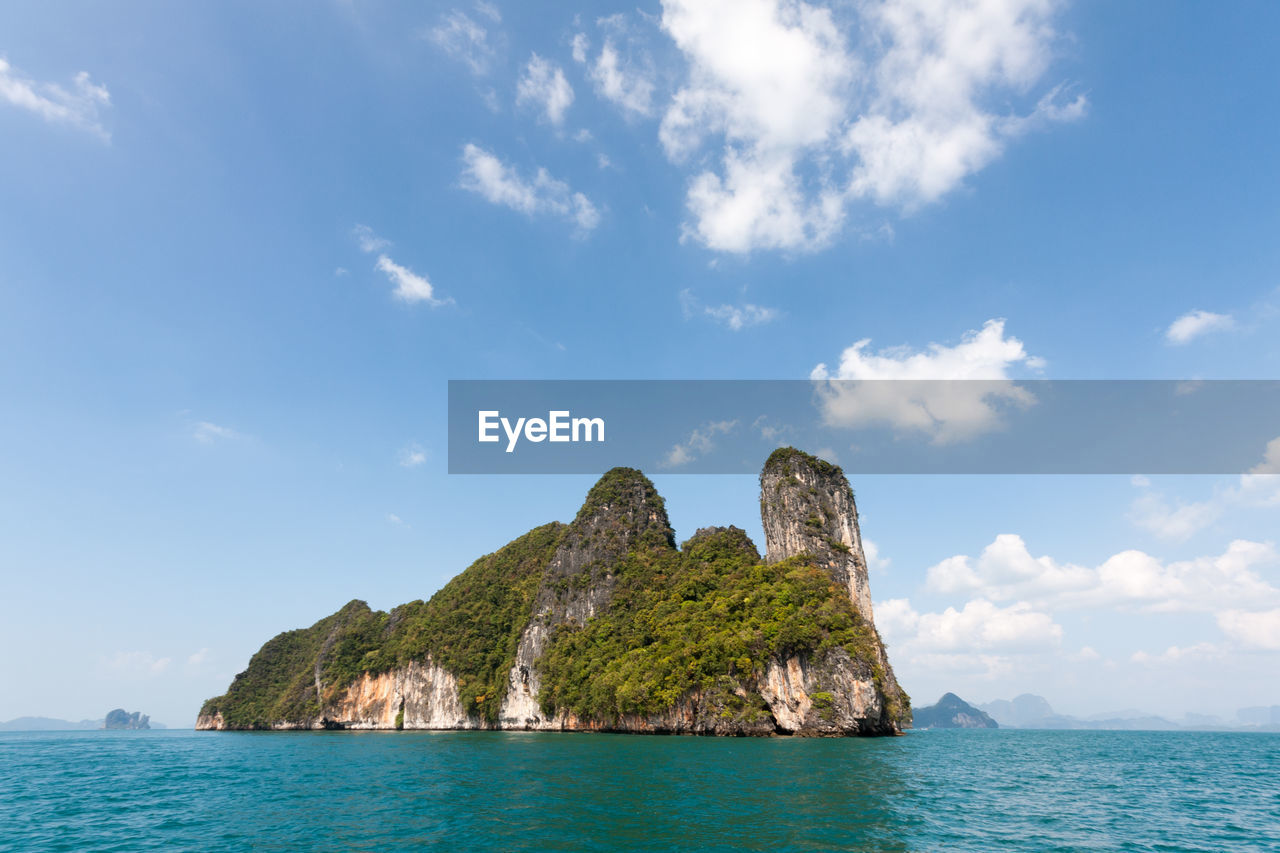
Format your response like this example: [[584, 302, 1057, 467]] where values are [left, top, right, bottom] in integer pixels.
[[197, 448, 910, 735]]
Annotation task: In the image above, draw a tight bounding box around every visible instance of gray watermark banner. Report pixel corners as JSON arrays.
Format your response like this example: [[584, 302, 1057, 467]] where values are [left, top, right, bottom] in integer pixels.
[[447, 380, 1280, 474]]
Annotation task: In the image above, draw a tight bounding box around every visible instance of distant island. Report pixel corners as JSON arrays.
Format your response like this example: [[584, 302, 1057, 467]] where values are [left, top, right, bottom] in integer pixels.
[[978, 694, 1280, 732], [0, 709, 160, 731], [198, 449, 910, 735], [912, 693, 998, 729], [104, 709, 150, 730]]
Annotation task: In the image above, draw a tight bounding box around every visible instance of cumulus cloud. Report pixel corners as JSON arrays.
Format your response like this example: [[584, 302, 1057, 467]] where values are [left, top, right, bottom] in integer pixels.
[[661, 419, 738, 468], [0, 57, 111, 139], [428, 9, 499, 75], [517, 53, 574, 125], [877, 597, 1062, 658], [656, 0, 1083, 252], [1216, 608, 1280, 651], [354, 225, 452, 307], [925, 534, 1280, 615], [810, 319, 1043, 442], [1166, 310, 1233, 345], [460, 143, 600, 231], [863, 538, 890, 571]]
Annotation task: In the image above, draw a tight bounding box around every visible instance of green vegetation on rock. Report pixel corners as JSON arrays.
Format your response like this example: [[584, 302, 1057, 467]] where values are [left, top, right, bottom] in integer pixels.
[[537, 527, 891, 724], [199, 456, 910, 735], [199, 523, 565, 728]]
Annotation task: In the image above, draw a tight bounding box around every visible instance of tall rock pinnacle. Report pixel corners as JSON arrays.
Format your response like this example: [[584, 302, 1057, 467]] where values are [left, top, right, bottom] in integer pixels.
[[759, 447, 876, 626], [500, 467, 675, 728]]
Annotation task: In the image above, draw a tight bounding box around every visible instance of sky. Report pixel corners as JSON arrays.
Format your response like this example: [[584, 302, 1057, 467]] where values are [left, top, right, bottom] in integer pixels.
[[2, 0, 1278, 727]]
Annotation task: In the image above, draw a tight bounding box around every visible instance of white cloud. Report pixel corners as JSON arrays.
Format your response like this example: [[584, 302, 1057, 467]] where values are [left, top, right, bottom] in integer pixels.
[[375, 255, 451, 306], [354, 225, 452, 307], [864, 538, 890, 571], [460, 143, 601, 231], [186, 648, 210, 667], [517, 54, 574, 126], [193, 421, 239, 443], [353, 223, 390, 253], [573, 18, 656, 118], [810, 319, 1043, 442], [1131, 643, 1222, 665], [1217, 608, 1280, 651], [657, 0, 1082, 252], [428, 10, 497, 75], [878, 597, 1062, 653], [399, 443, 427, 467], [387, 513, 406, 526], [0, 57, 111, 139], [679, 288, 778, 330], [661, 419, 738, 468], [1129, 491, 1223, 541], [1128, 437, 1280, 539], [571, 33, 590, 64], [924, 534, 1280, 615], [705, 302, 779, 331], [1166, 310, 1233, 345]]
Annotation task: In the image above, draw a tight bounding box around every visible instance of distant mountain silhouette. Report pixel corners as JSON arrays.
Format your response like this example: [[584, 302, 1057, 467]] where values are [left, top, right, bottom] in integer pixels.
[[912, 693, 997, 729]]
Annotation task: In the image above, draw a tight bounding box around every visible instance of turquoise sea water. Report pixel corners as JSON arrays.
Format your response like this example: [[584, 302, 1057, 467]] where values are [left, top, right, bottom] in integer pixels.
[[1, 729, 1277, 851]]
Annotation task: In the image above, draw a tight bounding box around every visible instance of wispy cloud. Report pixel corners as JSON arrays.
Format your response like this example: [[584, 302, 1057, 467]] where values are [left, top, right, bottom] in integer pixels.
[[353, 223, 390, 254], [0, 56, 111, 140], [101, 650, 172, 678], [193, 421, 240, 443], [353, 225, 453, 307], [661, 419, 738, 468], [460, 144, 600, 232], [571, 17, 656, 119], [517, 53, 574, 126], [1128, 436, 1280, 541], [398, 443, 427, 468], [376, 255, 451, 306], [427, 8, 499, 76], [679, 289, 778, 331], [1166, 310, 1233, 345]]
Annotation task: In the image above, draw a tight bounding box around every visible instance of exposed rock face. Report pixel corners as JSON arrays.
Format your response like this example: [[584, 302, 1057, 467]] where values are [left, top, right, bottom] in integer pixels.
[[500, 468, 676, 729], [198, 449, 909, 736], [760, 448, 908, 732], [761, 448, 875, 625]]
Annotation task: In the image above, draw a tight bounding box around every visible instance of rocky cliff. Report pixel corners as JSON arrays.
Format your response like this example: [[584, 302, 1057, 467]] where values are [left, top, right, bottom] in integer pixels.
[[197, 449, 909, 735]]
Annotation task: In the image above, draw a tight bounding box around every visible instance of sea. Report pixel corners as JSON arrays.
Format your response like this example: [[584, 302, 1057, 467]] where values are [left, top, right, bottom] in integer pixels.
[[1, 729, 1277, 851]]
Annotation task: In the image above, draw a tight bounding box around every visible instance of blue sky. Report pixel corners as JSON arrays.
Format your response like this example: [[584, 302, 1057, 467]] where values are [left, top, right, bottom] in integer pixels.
[[2, 0, 1279, 726]]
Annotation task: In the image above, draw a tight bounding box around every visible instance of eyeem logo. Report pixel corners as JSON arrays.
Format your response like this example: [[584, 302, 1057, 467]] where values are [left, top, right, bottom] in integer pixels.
[[478, 410, 605, 453]]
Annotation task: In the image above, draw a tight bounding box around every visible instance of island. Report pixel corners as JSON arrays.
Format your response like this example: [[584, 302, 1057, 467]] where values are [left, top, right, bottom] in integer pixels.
[[104, 709, 150, 730], [198, 448, 910, 735], [911, 693, 998, 729]]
